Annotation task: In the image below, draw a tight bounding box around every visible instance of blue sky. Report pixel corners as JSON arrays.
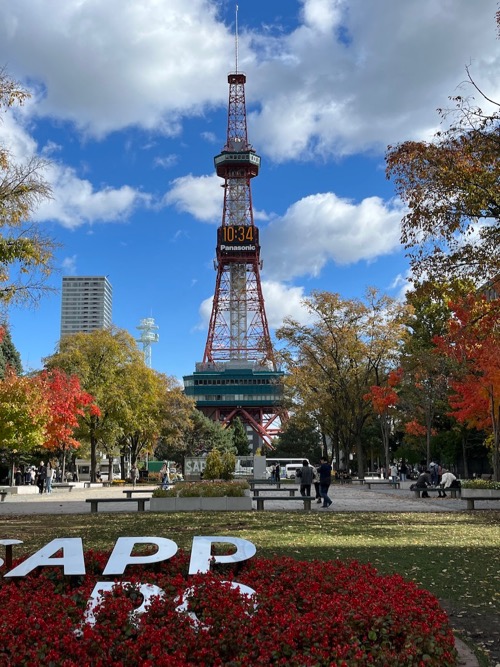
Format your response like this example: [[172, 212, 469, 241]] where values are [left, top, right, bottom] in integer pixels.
[[0, 0, 499, 381]]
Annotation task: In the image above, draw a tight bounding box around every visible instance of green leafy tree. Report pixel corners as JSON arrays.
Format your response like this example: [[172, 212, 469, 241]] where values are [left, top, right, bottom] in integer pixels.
[[43, 327, 144, 481], [0, 70, 56, 305], [0, 324, 22, 378], [231, 417, 251, 456], [179, 410, 235, 458], [273, 416, 322, 462]]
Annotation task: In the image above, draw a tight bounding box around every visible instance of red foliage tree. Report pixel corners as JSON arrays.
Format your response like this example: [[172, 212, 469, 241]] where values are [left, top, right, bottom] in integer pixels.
[[39, 368, 100, 477], [364, 368, 403, 471], [434, 294, 500, 479]]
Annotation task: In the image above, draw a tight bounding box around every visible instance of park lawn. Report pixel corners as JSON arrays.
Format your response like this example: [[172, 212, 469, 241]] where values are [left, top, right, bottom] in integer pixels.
[[1, 510, 499, 662]]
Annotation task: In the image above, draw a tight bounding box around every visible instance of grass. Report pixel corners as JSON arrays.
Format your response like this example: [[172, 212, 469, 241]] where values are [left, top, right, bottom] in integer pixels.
[[1, 510, 499, 663]]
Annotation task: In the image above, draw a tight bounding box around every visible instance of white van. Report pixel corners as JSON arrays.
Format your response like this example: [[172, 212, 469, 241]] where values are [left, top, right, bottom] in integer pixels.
[[285, 463, 303, 479]]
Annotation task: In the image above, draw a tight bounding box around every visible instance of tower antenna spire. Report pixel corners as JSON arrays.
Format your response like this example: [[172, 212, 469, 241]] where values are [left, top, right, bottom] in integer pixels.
[[235, 4, 239, 73]]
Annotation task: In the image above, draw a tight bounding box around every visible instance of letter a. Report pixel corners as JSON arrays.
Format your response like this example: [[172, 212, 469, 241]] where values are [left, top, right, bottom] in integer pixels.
[[5, 538, 85, 577]]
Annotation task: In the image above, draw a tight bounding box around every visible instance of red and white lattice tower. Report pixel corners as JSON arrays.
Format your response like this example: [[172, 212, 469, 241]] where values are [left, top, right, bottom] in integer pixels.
[[203, 70, 276, 369]]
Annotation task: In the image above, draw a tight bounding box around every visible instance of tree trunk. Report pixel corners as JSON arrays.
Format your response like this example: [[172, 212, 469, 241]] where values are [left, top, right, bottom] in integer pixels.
[[461, 430, 469, 480], [90, 435, 98, 483]]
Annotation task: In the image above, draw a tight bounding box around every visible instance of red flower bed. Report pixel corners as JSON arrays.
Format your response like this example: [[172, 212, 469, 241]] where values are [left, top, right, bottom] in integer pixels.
[[0, 550, 457, 666]]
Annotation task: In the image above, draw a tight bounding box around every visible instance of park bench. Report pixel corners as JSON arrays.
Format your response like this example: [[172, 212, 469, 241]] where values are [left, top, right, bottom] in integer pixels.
[[252, 495, 313, 511], [412, 487, 461, 499], [365, 481, 401, 490], [122, 488, 157, 499], [86, 497, 150, 513], [52, 483, 76, 492], [249, 479, 281, 490], [350, 478, 365, 485], [464, 496, 500, 510], [252, 487, 298, 497]]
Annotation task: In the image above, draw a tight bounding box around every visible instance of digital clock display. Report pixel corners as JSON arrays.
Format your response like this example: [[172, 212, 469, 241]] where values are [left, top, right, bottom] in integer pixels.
[[217, 225, 259, 253]]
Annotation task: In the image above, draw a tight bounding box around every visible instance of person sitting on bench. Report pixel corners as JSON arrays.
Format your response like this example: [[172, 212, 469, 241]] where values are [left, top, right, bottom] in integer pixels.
[[438, 469, 460, 498], [414, 470, 432, 498]]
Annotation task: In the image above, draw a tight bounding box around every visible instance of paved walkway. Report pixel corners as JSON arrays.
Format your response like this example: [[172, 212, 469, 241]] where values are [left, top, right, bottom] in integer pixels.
[[0, 481, 498, 514]]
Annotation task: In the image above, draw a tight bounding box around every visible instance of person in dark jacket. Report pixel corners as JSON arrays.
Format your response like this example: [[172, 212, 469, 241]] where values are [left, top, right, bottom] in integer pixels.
[[318, 457, 333, 508], [415, 470, 432, 498], [297, 460, 315, 497]]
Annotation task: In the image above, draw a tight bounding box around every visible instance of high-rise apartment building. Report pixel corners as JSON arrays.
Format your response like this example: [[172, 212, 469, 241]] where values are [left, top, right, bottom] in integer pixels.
[[60, 276, 112, 338]]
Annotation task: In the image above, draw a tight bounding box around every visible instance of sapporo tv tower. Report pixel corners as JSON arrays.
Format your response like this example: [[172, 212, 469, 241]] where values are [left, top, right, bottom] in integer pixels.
[[183, 10, 286, 451]]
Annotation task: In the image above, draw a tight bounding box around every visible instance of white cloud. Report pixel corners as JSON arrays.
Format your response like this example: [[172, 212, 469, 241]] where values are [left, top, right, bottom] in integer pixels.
[[1, 0, 498, 160], [164, 173, 222, 222], [261, 192, 405, 281], [0, 0, 232, 138], [0, 108, 149, 229], [61, 255, 77, 274]]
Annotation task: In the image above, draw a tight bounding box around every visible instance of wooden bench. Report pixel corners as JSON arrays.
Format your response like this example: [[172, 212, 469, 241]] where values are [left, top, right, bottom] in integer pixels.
[[252, 495, 313, 511], [252, 487, 297, 497], [86, 497, 150, 513], [122, 488, 157, 499], [350, 479, 365, 485], [412, 487, 460, 499], [365, 481, 401, 490]]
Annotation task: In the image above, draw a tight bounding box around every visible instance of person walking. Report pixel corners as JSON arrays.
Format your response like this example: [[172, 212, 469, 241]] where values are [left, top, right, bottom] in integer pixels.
[[318, 457, 333, 508], [399, 460, 408, 482], [36, 461, 47, 494], [160, 462, 170, 489], [297, 460, 315, 497], [389, 463, 398, 485], [131, 464, 140, 489], [45, 461, 55, 493]]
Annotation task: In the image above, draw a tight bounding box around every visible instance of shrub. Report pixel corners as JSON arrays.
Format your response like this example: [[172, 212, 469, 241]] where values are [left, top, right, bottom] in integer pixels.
[[152, 480, 249, 498], [220, 450, 236, 480], [204, 449, 223, 479], [0, 551, 458, 666], [461, 479, 500, 490]]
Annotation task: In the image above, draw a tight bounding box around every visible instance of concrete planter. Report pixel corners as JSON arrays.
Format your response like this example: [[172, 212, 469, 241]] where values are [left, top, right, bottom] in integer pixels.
[[150, 495, 252, 512], [461, 489, 500, 500]]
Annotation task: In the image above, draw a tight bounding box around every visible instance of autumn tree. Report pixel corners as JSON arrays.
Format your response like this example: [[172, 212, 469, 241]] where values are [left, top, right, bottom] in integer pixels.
[[0, 70, 56, 305], [119, 365, 195, 466], [386, 9, 500, 286], [0, 368, 50, 481], [43, 327, 144, 482], [399, 281, 470, 466], [39, 368, 99, 479], [364, 368, 402, 472], [277, 289, 408, 475], [434, 294, 500, 480]]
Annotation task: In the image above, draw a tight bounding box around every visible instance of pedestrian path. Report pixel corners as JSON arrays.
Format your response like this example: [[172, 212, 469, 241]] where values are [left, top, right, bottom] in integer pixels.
[[0, 482, 498, 514]]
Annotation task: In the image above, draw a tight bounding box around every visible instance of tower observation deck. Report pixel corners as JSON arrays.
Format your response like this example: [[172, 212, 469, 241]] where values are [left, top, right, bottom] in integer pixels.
[[183, 66, 287, 450]]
